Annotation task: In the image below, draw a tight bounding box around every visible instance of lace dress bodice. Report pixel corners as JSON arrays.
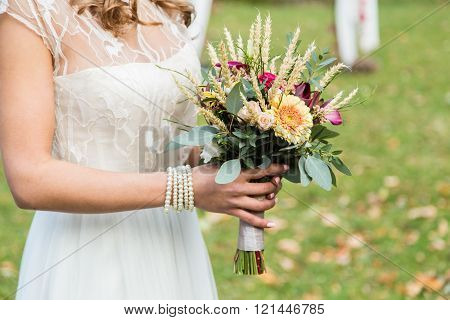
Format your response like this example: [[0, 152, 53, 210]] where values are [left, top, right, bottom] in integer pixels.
[[1, 0, 200, 172]]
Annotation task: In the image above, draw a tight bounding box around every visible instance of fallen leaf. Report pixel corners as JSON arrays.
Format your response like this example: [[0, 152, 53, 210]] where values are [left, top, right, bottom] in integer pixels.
[[335, 247, 351, 266], [278, 197, 298, 209], [436, 181, 450, 197], [408, 206, 437, 220], [437, 219, 448, 237], [302, 290, 322, 300], [429, 238, 445, 251], [384, 176, 400, 188], [338, 195, 351, 207], [416, 273, 444, 292], [0, 261, 17, 278], [346, 234, 365, 249], [320, 213, 340, 227], [377, 272, 398, 285], [387, 137, 400, 150], [368, 205, 382, 219], [266, 217, 288, 233], [277, 239, 301, 255], [279, 257, 295, 271], [405, 281, 422, 298], [405, 230, 420, 245], [308, 251, 323, 263], [259, 268, 279, 285]]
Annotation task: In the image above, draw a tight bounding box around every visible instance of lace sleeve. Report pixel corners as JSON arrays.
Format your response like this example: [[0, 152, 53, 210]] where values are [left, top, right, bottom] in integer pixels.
[[0, 0, 58, 57]]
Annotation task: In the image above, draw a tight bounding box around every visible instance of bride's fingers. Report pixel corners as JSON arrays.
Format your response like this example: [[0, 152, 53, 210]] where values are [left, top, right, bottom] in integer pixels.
[[244, 164, 289, 180], [236, 196, 276, 212], [228, 208, 275, 229], [244, 181, 278, 196]]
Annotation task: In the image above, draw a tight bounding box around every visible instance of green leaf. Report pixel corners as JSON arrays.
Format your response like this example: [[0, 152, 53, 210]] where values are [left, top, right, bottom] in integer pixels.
[[332, 150, 343, 155], [284, 160, 301, 183], [215, 159, 241, 184], [279, 144, 300, 152], [305, 156, 332, 191], [331, 157, 352, 176], [311, 79, 323, 91], [299, 156, 311, 187], [310, 125, 339, 141], [321, 143, 332, 152], [201, 67, 210, 83], [330, 166, 337, 187], [232, 131, 247, 139], [243, 157, 255, 169], [225, 82, 244, 114], [171, 126, 218, 147], [166, 140, 183, 151], [258, 155, 272, 169], [318, 57, 337, 68]]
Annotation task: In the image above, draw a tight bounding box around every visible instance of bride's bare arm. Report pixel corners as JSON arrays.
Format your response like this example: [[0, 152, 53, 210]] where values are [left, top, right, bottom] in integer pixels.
[[0, 17, 169, 213], [0, 16, 286, 226]]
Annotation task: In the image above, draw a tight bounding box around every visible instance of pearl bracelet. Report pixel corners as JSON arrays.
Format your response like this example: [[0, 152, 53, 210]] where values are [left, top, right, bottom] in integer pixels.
[[164, 167, 174, 213], [164, 165, 195, 213]]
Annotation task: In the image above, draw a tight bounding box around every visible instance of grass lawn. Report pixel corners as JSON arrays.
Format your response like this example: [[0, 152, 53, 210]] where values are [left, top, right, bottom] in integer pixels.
[[0, 0, 449, 299]]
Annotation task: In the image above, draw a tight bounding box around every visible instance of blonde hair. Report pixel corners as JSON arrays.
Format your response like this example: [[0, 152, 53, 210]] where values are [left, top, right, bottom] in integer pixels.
[[70, 0, 194, 36]]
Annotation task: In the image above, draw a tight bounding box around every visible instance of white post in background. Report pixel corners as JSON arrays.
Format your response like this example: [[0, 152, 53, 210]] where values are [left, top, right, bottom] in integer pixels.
[[335, 0, 380, 66], [360, 0, 380, 54], [188, 0, 213, 57]]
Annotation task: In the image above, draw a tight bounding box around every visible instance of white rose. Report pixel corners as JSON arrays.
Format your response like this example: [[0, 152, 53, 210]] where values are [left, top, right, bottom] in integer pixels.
[[237, 101, 261, 123], [200, 142, 221, 163], [257, 112, 275, 131]]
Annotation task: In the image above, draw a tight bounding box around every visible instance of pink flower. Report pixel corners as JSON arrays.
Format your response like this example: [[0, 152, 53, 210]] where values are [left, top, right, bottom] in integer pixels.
[[324, 109, 343, 125], [318, 99, 343, 126], [215, 61, 248, 70], [258, 72, 277, 89], [294, 82, 321, 108]]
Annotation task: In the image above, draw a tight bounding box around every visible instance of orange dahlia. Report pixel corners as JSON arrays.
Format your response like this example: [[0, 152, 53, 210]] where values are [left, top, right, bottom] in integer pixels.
[[269, 94, 313, 144]]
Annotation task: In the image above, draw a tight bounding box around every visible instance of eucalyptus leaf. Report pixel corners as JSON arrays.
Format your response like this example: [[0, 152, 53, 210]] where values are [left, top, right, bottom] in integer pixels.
[[299, 156, 311, 187], [165, 140, 183, 151], [318, 57, 337, 68], [330, 166, 337, 187], [172, 126, 218, 147], [284, 161, 301, 183], [215, 159, 242, 184], [258, 155, 272, 169], [225, 82, 244, 114], [243, 157, 255, 169], [305, 156, 332, 191], [331, 157, 352, 176]]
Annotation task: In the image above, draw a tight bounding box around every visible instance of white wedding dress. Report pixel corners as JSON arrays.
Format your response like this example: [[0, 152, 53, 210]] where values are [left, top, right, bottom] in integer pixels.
[[1, 0, 218, 299]]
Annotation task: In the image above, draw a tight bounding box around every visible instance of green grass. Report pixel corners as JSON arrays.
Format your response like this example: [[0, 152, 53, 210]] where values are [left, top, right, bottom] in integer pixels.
[[0, 1, 449, 299]]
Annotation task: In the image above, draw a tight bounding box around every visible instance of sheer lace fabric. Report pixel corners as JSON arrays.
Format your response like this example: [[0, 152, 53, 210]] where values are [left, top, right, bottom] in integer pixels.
[[1, 0, 218, 299]]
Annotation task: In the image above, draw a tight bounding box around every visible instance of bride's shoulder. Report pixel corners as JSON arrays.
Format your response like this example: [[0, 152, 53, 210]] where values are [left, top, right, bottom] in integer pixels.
[[0, 0, 72, 56]]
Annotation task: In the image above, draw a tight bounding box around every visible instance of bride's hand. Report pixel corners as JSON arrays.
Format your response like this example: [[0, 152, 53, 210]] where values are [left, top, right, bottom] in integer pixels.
[[192, 163, 289, 229]]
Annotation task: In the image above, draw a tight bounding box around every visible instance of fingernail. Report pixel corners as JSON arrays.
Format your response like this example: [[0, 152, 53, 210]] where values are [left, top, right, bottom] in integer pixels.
[[283, 164, 289, 171], [268, 193, 275, 199], [267, 222, 276, 228], [274, 176, 281, 185]]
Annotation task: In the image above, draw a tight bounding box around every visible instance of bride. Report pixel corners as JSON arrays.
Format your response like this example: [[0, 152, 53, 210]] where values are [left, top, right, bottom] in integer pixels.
[[0, 0, 286, 299]]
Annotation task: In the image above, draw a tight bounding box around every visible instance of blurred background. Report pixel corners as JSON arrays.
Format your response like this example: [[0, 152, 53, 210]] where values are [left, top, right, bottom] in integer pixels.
[[1, 0, 449, 299]]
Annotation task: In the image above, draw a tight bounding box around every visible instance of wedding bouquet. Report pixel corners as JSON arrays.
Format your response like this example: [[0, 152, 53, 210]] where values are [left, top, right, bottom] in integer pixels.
[[168, 14, 359, 275]]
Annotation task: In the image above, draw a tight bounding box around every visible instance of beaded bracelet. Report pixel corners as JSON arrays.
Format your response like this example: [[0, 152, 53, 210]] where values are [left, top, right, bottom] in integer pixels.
[[164, 167, 174, 213], [185, 165, 195, 210], [164, 165, 195, 213]]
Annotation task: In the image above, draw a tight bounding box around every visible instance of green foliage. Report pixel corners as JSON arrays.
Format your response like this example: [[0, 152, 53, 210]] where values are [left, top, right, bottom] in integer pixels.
[[216, 159, 242, 184], [225, 82, 245, 114]]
